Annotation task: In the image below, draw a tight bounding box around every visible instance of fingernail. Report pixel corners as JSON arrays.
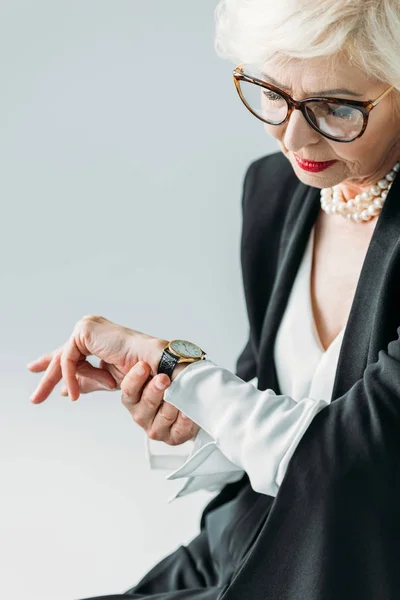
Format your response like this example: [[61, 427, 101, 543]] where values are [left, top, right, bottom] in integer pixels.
[[134, 362, 146, 376], [155, 377, 167, 390], [181, 412, 190, 419]]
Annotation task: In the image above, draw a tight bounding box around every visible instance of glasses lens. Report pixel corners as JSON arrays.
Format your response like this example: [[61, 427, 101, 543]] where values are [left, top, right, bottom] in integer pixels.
[[238, 79, 288, 124], [304, 101, 364, 141]]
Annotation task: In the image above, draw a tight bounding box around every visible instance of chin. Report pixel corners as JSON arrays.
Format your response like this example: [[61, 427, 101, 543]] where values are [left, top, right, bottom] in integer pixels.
[[292, 161, 341, 189]]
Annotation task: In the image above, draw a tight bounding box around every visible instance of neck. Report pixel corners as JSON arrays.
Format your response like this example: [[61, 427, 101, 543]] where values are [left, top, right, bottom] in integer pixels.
[[336, 151, 400, 202]]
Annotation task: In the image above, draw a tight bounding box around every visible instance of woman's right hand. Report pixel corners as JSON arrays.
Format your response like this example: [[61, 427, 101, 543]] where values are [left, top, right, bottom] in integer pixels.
[[120, 361, 200, 446]]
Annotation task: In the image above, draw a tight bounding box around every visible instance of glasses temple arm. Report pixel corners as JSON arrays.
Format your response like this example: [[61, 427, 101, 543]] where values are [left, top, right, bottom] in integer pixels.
[[371, 85, 395, 107]]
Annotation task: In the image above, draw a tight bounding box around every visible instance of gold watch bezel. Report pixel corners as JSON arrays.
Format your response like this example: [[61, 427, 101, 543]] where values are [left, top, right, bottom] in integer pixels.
[[166, 339, 207, 363]]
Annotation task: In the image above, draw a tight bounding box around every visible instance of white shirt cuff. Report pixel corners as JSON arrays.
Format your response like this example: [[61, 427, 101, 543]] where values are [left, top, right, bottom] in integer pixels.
[[145, 425, 245, 501], [163, 358, 328, 496]]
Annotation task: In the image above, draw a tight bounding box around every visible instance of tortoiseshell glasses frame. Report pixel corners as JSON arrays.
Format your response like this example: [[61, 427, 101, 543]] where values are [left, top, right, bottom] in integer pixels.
[[233, 63, 395, 143]]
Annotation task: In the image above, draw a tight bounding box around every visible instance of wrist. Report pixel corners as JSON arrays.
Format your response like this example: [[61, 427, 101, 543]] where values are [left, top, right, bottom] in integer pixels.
[[170, 361, 189, 382], [147, 338, 169, 378], [147, 339, 192, 382]]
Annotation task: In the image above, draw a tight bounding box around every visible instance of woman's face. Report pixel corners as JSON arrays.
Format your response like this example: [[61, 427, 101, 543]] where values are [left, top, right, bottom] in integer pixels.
[[261, 53, 400, 193]]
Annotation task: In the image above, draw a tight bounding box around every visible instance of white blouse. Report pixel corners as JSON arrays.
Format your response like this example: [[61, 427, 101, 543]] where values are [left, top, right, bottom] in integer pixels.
[[145, 224, 347, 502]]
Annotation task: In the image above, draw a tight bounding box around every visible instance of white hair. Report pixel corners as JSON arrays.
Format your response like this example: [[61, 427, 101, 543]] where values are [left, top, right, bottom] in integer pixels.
[[214, 0, 400, 88]]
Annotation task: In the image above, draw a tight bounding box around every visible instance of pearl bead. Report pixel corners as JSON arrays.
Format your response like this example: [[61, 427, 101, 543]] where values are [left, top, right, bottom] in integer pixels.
[[319, 158, 399, 223], [367, 205, 381, 216], [371, 185, 381, 196]]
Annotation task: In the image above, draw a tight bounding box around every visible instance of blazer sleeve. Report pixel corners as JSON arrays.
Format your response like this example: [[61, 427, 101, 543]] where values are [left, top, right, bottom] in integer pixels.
[[298, 326, 400, 478], [163, 322, 400, 497]]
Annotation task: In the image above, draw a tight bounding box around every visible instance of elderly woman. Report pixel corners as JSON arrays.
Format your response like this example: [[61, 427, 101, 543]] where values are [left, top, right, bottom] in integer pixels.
[[28, 0, 400, 599]]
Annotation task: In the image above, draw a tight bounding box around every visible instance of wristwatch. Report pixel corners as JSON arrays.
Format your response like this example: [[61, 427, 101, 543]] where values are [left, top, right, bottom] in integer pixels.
[[157, 339, 207, 378]]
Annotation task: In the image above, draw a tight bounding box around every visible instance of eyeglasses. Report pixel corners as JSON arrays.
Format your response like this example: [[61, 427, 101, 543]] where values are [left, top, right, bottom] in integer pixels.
[[233, 63, 395, 143]]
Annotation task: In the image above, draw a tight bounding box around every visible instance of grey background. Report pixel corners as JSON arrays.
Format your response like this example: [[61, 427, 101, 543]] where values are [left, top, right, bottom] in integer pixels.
[[0, 2, 277, 599]]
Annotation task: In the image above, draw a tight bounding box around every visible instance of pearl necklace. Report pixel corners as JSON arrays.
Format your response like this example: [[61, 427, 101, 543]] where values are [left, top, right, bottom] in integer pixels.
[[320, 161, 400, 223]]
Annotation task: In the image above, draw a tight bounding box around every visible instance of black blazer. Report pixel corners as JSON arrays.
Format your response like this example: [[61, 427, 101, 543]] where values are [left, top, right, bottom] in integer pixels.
[[202, 150, 400, 600]]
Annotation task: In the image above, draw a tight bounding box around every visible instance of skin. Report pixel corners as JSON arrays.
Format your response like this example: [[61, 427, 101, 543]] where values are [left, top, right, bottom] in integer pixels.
[[27, 316, 199, 445], [260, 52, 400, 351], [262, 52, 400, 199], [28, 54, 400, 444]]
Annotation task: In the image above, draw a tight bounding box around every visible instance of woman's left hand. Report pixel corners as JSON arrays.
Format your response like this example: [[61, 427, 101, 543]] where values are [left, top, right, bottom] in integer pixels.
[[27, 315, 168, 404]]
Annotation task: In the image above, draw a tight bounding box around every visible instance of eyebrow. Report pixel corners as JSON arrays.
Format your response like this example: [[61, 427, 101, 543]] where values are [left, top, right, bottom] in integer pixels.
[[260, 72, 364, 98]]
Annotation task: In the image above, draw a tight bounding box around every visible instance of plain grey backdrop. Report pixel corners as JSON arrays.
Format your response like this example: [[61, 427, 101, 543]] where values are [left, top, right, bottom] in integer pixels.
[[0, 2, 277, 599]]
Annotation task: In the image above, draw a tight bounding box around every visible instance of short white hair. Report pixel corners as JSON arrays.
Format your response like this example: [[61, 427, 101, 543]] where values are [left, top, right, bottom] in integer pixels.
[[214, 0, 400, 88]]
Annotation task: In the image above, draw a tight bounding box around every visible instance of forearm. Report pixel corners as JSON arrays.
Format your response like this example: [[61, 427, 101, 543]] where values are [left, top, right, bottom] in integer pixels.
[[162, 326, 400, 499]]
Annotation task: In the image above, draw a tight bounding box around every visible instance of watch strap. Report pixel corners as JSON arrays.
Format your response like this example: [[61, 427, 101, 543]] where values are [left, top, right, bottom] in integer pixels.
[[157, 348, 179, 377]]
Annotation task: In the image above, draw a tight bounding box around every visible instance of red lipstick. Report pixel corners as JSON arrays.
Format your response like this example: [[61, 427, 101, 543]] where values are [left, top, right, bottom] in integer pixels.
[[294, 154, 337, 173]]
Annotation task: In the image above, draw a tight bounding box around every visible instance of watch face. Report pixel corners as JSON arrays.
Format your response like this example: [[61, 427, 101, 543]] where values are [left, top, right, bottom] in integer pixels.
[[170, 340, 202, 359]]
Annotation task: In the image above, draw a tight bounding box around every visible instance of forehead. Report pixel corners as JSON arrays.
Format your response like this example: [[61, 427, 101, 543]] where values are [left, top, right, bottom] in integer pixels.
[[262, 54, 371, 93]]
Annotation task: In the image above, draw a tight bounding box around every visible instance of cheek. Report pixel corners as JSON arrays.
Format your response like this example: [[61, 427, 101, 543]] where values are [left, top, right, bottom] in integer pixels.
[[340, 108, 398, 162], [331, 136, 374, 164], [263, 122, 285, 140]]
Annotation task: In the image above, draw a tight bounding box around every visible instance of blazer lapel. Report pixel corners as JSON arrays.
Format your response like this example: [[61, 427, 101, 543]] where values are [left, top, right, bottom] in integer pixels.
[[332, 170, 400, 399], [257, 168, 400, 403]]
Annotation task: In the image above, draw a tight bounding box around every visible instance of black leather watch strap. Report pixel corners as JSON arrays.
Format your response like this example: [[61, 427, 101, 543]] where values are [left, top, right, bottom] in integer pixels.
[[157, 348, 179, 377]]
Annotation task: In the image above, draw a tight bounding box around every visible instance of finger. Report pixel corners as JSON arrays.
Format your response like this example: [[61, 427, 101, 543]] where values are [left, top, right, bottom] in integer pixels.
[[27, 345, 64, 372], [169, 413, 199, 446], [60, 337, 87, 402], [124, 370, 169, 429], [30, 351, 63, 404], [77, 362, 117, 389], [120, 361, 152, 409], [147, 397, 179, 441], [26, 354, 53, 372], [98, 360, 125, 387], [60, 374, 115, 396]]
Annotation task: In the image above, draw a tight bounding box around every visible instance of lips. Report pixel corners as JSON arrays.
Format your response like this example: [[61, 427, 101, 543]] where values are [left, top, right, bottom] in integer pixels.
[[294, 154, 337, 173]]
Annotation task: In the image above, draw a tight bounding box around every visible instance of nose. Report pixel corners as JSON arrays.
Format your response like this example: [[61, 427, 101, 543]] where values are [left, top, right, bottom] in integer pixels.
[[271, 108, 321, 152]]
